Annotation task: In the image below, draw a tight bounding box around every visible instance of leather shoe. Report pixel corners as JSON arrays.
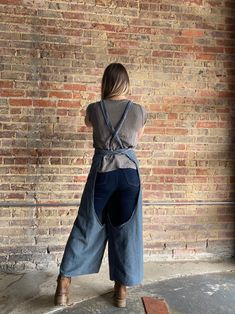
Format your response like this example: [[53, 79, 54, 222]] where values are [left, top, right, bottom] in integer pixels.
[[114, 281, 127, 307], [54, 275, 71, 306]]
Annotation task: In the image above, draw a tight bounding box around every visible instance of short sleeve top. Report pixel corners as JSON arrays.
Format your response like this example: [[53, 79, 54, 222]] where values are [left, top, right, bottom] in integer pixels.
[[86, 99, 147, 172]]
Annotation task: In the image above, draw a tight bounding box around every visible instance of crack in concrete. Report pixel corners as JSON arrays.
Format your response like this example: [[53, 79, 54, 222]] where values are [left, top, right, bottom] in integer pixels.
[[3, 274, 25, 291]]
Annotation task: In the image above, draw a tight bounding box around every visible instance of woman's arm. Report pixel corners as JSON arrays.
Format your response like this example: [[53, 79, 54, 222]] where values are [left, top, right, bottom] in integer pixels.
[[137, 105, 147, 139], [137, 126, 145, 139], [85, 114, 92, 127], [85, 104, 92, 127]]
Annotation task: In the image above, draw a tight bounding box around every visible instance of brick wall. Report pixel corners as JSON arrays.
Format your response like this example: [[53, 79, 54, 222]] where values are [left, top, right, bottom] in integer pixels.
[[0, 0, 235, 270]]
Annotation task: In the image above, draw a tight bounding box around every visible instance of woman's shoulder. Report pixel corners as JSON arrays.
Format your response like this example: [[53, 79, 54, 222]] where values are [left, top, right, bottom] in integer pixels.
[[87, 99, 146, 114], [131, 101, 147, 115], [131, 102, 147, 125], [132, 101, 144, 110], [86, 101, 100, 112]]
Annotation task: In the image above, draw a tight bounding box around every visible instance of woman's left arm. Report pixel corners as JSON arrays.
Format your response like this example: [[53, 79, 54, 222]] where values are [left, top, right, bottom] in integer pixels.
[[85, 114, 92, 127], [85, 104, 92, 127], [137, 126, 145, 139]]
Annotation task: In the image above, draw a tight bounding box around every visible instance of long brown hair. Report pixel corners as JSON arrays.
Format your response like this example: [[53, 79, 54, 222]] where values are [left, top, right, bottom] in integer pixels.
[[101, 63, 130, 99]]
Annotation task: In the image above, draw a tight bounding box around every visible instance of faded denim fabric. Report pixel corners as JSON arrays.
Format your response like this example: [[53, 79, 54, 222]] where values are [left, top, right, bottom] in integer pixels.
[[59, 101, 143, 286]]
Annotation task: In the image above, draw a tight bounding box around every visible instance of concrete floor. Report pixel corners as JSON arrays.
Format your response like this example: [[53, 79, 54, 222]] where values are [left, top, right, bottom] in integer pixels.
[[56, 272, 235, 314], [0, 260, 235, 314]]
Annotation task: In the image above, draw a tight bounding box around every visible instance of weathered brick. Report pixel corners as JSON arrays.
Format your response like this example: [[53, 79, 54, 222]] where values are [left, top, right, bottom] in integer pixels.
[[9, 99, 32, 106], [0, 0, 234, 269]]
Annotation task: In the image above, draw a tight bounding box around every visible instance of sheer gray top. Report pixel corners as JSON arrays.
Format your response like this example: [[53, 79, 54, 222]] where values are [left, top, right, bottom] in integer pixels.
[[86, 99, 147, 172]]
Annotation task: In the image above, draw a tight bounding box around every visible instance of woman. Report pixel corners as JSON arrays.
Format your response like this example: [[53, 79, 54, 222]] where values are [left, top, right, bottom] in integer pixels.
[[54, 63, 147, 308]]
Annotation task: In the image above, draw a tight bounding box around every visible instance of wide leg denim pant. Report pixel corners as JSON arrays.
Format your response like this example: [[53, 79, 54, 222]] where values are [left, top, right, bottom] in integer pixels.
[[59, 149, 143, 286]]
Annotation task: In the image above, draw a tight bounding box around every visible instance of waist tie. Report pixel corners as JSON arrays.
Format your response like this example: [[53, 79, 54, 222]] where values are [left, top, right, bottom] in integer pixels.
[[95, 148, 133, 156]]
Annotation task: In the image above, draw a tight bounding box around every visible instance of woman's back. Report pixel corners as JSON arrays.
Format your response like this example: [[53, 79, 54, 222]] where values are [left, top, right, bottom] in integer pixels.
[[86, 99, 147, 151]]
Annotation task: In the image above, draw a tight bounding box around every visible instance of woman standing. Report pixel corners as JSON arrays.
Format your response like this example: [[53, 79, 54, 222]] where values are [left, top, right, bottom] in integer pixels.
[[54, 63, 147, 308]]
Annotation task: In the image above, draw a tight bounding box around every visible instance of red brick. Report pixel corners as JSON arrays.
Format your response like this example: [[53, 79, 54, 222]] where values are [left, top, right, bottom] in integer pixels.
[[145, 127, 165, 134], [0, 0, 234, 270], [6, 193, 25, 199], [182, 45, 203, 52], [0, 90, 25, 97], [94, 23, 117, 32], [185, 0, 203, 4], [168, 113, 178, 120], [203, 46, 224, 53], [152, 51, 173, 58], [14, 158, 28, 164], [49, 91, 72, 99], [197, 90, 218, 97], [72, 92, 82, 99], [218, 231, 235, 238], [0, 81, 13, 88], [62, 12, 85, 20], [57, 100, 81, 108], [182, 29, 204, 37], [217, 215, 235, 222], [153, 168, 174, 175], [166, 128, 188, 135], [108, 48, 129, 55], [174, 52, 193, 59], [219, 91, 235, 98], [117, 41, 139, 48], [174, 168, 189, 175], [196, 53, 217, 60], [197, 122, 217, 128], [64, 84, 87, 91], [0, 0, 22, 4], [40, 82, 64, 90], [173, 37, 194, 44], [56, 109, 68, 116], [196, 169, 208, 175], [33, 99, 57, 107], [142, 297, 170, 314]]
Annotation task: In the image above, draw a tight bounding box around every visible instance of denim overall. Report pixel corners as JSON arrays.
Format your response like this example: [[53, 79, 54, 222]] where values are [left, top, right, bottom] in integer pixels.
[[60, 100, 143, 286]]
